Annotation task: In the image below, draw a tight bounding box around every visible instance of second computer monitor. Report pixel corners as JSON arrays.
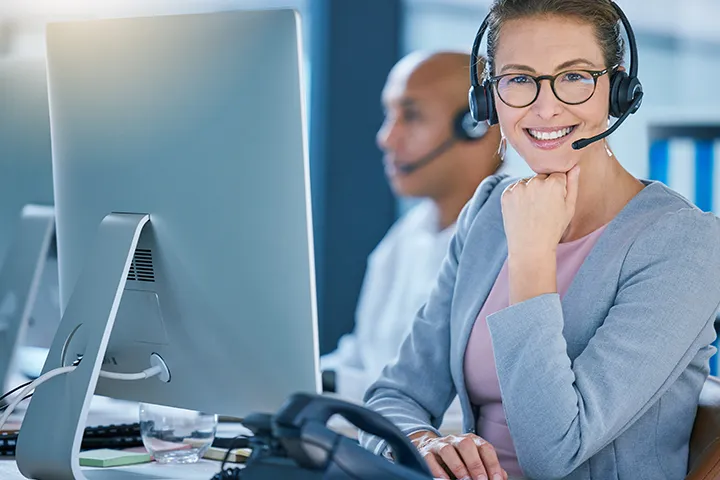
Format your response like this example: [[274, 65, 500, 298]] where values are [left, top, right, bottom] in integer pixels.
[[0, 60, 59, 387], [0, 59, 54, 259]]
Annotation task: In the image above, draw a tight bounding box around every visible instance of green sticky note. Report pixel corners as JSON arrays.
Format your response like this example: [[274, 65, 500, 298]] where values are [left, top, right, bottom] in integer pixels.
[[79, 449, 152, 468]]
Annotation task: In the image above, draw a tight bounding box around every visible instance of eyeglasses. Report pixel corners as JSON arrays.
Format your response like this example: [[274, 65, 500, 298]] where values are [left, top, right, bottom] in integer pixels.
[[488, 65, 618, 108]]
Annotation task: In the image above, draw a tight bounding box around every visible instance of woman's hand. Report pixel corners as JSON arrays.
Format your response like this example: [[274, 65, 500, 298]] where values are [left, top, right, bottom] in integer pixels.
[[501, 166, 580, 304], [501, 165, 580, 257], [412, 432, 508, 480]]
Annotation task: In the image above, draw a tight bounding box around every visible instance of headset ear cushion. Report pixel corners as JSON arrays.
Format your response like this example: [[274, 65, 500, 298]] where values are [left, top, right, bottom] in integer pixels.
[[624, 77, 643, 114], [468, 84, 490, 123], [610, 70, 643, 118], [454, 110, 489, 141], [468, 81, 498, 126], [609, 70, 628, 118]]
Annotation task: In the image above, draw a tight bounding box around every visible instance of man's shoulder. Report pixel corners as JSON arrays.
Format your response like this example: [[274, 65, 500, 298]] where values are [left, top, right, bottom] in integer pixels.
[[370, 200, 436, 254], [395, 199, 438, 231]]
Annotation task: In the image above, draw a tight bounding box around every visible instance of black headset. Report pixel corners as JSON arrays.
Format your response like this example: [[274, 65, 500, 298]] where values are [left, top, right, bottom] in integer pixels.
[[467, 0, 643, 150], [454, 108, 490, 141], [396, 109, 489, 175]]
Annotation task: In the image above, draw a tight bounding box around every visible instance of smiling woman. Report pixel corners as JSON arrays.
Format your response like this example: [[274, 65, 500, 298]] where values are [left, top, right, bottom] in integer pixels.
[[359, 1, 720, 480], [490, 15, 619, 172]]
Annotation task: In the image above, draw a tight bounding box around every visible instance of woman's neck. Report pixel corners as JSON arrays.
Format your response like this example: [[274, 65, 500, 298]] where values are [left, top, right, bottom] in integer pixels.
[[561, 147, 645, 243]]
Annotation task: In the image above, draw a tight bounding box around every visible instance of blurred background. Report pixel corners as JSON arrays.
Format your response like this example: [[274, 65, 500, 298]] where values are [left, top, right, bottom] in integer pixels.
[[1, 0, 718, 365]]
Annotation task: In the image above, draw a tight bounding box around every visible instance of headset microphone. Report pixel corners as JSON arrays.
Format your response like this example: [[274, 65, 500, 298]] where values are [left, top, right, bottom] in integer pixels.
[[395, 137, 458, 175], [394, 110, 488, 175], [572, 92, 643, 150]]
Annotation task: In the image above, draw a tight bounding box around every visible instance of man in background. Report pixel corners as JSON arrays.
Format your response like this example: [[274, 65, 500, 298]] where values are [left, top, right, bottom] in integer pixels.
[[321, 51, 502, 420]]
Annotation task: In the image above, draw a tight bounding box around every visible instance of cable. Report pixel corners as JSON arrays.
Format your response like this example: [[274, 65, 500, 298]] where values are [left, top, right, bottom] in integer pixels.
[[0, 353, 165, 401], [0, 360, 166, 431], [220, 434, 248, 471], [0, 380, 32, 405], [0, 366, 162, 406], [98, 365, 162, 381], [211, 435, 368, 480], [0, 357, 80, 409], [213, 434, 259, 480], [0, 393, 33, 413], [0, 365, 75, 431]]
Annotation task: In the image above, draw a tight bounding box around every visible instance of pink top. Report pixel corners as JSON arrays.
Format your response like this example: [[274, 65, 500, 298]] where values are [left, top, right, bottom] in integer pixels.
[[463, 224, 608, 477]]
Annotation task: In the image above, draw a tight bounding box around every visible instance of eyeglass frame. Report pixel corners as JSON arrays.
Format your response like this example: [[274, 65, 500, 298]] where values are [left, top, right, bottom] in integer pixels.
[[487, 65, 619, 108]]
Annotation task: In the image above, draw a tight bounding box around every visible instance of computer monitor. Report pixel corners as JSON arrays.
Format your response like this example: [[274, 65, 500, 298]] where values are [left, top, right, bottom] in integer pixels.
[[17, 9, 318, 479], [0, 59, 58, 391]]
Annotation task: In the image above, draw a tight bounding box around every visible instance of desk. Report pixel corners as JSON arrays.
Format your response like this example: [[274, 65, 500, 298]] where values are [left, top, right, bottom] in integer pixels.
[[1, 394, 251, 480], [0, 458, 227, 479], [1, 390, 463, 479]]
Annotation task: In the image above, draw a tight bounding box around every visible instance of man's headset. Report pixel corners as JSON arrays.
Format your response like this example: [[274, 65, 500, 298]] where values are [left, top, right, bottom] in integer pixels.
[[396, 109, 489, 175], [468, 0, 643, 150]]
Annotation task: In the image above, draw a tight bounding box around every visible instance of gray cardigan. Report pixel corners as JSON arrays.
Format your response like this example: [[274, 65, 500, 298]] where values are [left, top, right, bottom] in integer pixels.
[[359, 174, 720, 480]]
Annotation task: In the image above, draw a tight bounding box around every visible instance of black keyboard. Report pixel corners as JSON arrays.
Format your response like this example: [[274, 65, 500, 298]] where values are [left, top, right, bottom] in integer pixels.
[[0, 423, 143, 457]]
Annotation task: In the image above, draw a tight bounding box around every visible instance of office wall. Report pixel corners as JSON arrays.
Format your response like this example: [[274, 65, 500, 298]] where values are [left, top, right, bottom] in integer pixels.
[[309, 0, 401, 354]]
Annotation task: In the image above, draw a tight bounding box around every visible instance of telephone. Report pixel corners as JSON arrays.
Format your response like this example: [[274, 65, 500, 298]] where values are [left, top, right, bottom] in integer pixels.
[[211, 392, 434, 479]]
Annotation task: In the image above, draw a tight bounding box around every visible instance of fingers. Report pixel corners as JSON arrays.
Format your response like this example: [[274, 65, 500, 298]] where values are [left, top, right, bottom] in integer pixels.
[[415, 434, 507, 480], [506, 175, 536, 194], [436, 441, 472, 480], [423, 452, 451, 480], [546, 172, 567, 193], [506, 179, 523, 192], [454, 436, 488, 480], [476, 440, 505, 480]]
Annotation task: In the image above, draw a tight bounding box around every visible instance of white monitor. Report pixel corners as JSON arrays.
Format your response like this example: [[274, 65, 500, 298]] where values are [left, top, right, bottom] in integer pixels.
[[16, 9, 319, 479]]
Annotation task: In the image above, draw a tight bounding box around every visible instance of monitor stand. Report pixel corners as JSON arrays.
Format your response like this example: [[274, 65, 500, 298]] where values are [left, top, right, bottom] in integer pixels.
[[16, 213, 150, 480], [0, 205, 55, 395]]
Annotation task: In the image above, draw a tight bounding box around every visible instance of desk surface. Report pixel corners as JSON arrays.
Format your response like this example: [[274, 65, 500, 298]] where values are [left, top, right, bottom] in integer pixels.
[[1, 392, 251, 480], [1, 385, 462, 479], [0, 394, 366, 480], [0, 458, 228, 479]]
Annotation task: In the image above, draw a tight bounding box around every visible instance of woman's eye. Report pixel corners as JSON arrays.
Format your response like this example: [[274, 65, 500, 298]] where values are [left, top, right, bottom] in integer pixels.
[[562, 72, 592, 83], [508, 75, 531, 85]]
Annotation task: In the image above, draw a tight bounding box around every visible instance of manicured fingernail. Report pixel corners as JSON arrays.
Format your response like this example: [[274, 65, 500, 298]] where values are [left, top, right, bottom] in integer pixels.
[[493, 475, 503, 480], [477, 475, 488, 480]]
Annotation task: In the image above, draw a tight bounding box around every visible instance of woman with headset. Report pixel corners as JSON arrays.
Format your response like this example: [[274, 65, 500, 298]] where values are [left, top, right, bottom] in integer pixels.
[[359, 1, 720, 479]]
